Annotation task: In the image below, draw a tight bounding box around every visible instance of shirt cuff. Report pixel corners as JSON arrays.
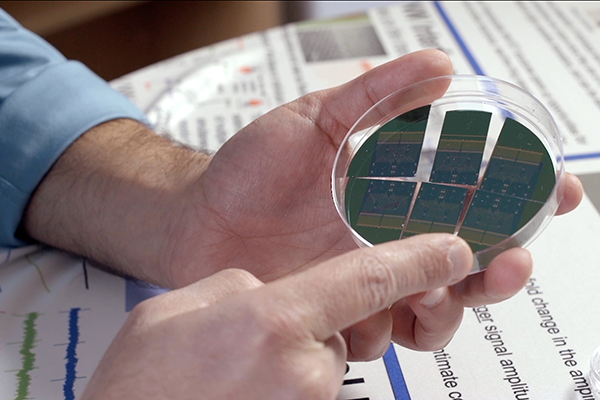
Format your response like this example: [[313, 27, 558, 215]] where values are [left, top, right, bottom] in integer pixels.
[[0, 60, 148, 247]]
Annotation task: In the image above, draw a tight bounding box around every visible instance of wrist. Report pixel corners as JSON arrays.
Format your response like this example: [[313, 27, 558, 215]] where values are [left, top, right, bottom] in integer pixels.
[[23, 119, 211, 286]]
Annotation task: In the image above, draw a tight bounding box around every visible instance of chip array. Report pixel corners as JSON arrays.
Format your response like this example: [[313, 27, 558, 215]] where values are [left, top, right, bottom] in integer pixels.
[[345, 106, 555, 252]]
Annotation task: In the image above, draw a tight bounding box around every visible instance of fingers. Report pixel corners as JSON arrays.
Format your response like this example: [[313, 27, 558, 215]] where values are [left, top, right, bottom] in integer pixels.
[[382, 172, 580, 352], [346, 247, 532, 354], [452, 247, 533, 308], [390, 287, 464, 351], [264, 233, 473, 342], [386, 248, 532, 351], [556, 172, 584, 215], [342, 310, 393, 361]]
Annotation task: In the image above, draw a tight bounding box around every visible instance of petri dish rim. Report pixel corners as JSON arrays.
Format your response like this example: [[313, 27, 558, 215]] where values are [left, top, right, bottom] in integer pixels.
[[331, 74, 565, 273]]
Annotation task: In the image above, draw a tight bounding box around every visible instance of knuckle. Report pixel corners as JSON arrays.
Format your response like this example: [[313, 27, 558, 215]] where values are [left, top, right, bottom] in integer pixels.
[[129, 295, 160, 318], [298, 91, 325, 114], [283, 93, 322, 125], [125, 295, 166, 329], [289, 361, 340, 400], [405, 235, 455, 285], [250, 301, 308, 343], [359, 73, 381, 107], [215, 268, 262, 290], [371, 343, 390, 360], [348, 317, 392, 361], [348, 234, 457, 311], [354, 338, 390, 362], [413, 314, 461, 351], [353, 252, 398, 311], [414, 331, 455, 352], [413, 329, 441, 351]]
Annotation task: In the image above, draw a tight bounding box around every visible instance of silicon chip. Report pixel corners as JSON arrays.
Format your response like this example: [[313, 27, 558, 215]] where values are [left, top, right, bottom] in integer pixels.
[[345, 178, 416, 245], [429, 110, 491, 185], [347, 105, 430, 178], [344, 107, 555, 253]]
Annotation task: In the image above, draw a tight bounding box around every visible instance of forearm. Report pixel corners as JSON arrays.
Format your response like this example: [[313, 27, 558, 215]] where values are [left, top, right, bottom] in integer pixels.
[[22, 119, 211, 286]]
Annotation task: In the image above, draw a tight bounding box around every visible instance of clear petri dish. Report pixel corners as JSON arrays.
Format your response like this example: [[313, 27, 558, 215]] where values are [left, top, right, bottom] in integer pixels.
[[332, 75, 565, 273]]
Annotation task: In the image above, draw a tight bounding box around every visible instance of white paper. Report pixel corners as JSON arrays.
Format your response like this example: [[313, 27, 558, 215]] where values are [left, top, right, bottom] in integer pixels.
[[2, 2, 600, 399]]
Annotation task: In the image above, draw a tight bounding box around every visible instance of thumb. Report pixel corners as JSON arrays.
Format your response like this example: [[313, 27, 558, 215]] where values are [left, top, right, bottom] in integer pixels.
[[265, 234, 472, 341]]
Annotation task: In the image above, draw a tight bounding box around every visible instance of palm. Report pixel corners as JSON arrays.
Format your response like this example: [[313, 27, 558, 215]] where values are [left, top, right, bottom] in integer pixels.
[[194, 99, 355, 280]]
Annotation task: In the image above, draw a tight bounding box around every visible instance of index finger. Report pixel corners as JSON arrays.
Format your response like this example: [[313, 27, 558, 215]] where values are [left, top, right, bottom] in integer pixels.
[[262, 234, 473, 341]]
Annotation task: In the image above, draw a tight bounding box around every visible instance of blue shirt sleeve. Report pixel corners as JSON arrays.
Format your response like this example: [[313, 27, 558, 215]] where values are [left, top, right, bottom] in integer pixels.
[[0, 9, 149, 248]]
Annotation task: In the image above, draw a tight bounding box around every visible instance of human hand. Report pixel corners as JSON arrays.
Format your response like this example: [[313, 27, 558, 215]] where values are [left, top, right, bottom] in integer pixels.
[[23, 49, 583, 300], [166, 49, 584, 289], [160, 47, 582, 362], [82, 234, 475, 400]]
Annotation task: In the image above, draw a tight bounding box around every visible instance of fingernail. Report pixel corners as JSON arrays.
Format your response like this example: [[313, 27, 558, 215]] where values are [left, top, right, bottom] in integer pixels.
[[448, 240, 473, 280], [420, 287, 446, 307]]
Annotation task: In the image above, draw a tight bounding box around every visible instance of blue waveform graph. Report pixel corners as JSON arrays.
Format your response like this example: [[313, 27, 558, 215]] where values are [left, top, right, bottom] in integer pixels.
[[51, 308, 88, 400]]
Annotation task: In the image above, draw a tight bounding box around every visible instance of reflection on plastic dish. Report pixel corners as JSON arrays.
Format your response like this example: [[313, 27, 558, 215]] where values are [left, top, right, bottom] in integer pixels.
[[332, 75, 564, 273]]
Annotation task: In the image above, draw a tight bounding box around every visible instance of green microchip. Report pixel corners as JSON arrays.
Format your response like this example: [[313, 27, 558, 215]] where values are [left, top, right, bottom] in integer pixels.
[[429, 110, 491, 185], [344, 107, 556, 253], [347, 105, 430, 178], [457, 118, 555, 250]]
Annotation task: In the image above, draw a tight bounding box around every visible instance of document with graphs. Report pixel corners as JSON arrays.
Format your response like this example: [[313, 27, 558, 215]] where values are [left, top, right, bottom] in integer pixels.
[[2, 2, 600, 399]]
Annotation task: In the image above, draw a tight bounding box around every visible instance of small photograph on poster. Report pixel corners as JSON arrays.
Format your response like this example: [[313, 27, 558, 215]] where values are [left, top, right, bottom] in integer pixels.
[[296, 14, 387, 62]]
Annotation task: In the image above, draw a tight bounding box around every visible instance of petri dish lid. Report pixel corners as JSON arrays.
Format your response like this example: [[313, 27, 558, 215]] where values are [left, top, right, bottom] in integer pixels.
[[332, 75, 565, 273]]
